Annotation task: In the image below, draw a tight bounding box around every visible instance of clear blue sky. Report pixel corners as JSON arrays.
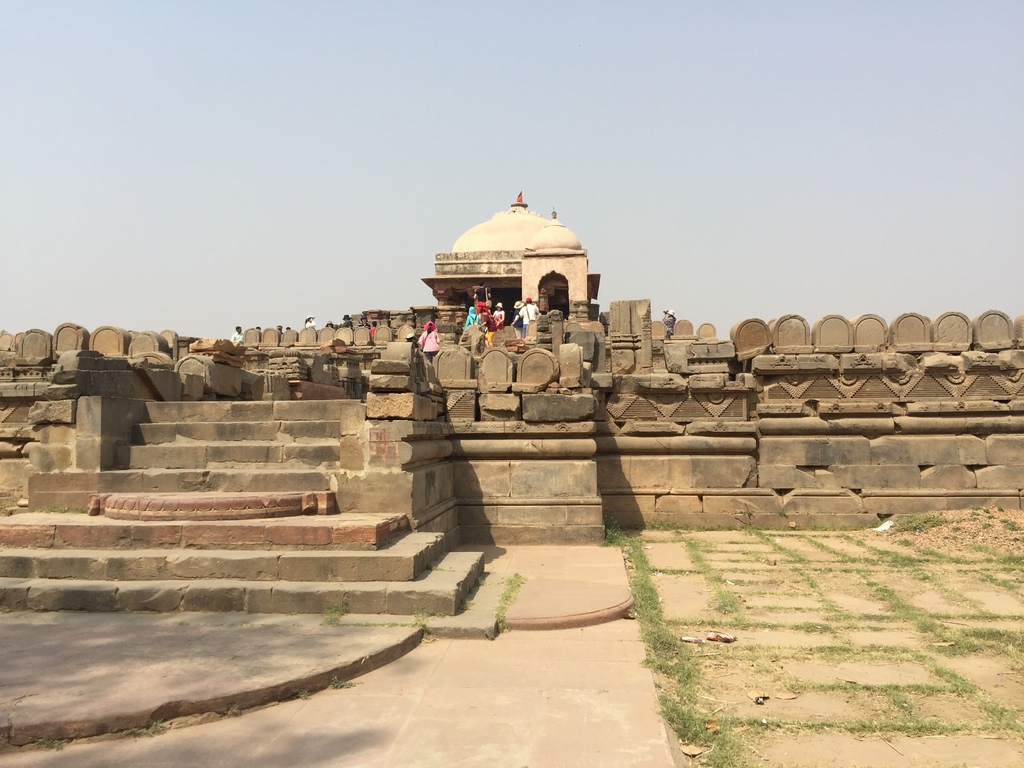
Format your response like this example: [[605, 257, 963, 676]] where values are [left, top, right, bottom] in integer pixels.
[[2, 1, 1021, 338]]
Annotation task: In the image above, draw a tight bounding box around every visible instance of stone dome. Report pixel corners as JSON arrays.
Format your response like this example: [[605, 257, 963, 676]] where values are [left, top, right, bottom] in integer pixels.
[[451, 199, 549, 253], [526, 216, 583, 253]]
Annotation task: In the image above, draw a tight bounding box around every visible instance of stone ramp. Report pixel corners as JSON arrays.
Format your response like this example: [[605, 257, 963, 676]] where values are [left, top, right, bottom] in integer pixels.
[[0, 615, 421, 747]]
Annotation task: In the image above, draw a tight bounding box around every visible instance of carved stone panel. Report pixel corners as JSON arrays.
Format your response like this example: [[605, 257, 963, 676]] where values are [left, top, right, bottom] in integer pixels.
[[375, 326, 394, 343], [261, 328, 280, 346], [318, 328, 334, 343], [812, 315, 853, 353], [281, 329, 299, 346], [89, 326, 131, 356], [298, 328, 318, 345], [697, 323, 716, 340], [932, 312, 971, 352], [0, 333, 13, 351], [160, 330, 179, 358], [53, 323, 89, 354], [973, 310, 1013, 351], [675, 319, 695, 337], [851, 314, 887, 352], [19, 329, 53, 365], [478, 348, 515, 392], [128, 331, 170, 357], [730, 318, 771, 360], [435, 346, 475, 386], [890, 313, 933, 353], [651, 320, 666, 340], [335, 327, 354, 344], [518, 348, 560, 389], [397, 324, 415, 341], [773, 314, 812, 354], [243, 328, 261, 345]]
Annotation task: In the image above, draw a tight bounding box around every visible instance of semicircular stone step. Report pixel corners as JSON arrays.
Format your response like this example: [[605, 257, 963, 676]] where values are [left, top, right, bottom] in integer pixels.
[[92, 491, 335, 521]]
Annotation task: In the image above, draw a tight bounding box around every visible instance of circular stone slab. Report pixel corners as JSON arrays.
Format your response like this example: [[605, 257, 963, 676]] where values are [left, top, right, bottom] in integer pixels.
[[98, 492, 312, 521]]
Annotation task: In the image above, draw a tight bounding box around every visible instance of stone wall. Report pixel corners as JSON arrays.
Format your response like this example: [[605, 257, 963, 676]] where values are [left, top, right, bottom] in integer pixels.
[[5, 305, 1024, 538]]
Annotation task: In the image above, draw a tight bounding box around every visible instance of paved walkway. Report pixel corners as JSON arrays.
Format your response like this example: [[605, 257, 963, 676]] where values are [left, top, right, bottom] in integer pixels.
[[0, 546, 681, 767]]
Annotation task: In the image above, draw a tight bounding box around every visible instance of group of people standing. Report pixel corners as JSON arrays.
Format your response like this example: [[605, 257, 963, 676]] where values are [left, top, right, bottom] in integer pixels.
[[465, 284, 540, 345]]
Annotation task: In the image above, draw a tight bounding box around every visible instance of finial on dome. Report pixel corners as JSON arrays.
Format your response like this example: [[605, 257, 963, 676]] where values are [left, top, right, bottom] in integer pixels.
[[511, 191, 527, 210], [551, 209, 557, 219]]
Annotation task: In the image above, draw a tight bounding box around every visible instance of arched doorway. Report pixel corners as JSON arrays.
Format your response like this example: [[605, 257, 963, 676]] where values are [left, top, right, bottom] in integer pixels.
[[538, 271, 570, 316]]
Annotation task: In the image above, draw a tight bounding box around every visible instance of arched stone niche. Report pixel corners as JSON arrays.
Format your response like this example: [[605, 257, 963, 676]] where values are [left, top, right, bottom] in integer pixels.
[[730, 318, 771, 360], [298, 328, 318, 345], [650, 320, 667, 340], [478, 348, 515, 392], [375, 326, 394, 343], [697, 323, 717, 340], [973, 310, 1013, 351], [812, 315, 853, 353], [851, 314, 887, 352], [772, 314, 812, 354], [889, 313, 932, 353], [19, 329, 54, 365], [931, 312, 972, 352], [334, 327, 354, 344], [281, 329, 299, 347], [89, 326, 132, 356], [435, 346, 476, 386], [129, 331, 171, 357], [261, 328, 281, 346], [517, 348, 560, 390], [352, 328, 371, 346], [317, 328, 334, 343], [54, 323, 90, 354], [243, 328, 261, 346], [160, 330, 179, 359]]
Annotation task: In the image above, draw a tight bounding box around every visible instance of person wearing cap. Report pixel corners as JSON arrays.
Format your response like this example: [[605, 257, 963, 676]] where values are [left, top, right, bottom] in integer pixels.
[[663, 310, 676, 339], [518, 297, 540, 338], [305, 316, 316, 331], [418, 321, 440, 362], [493, 302, 505, 331]]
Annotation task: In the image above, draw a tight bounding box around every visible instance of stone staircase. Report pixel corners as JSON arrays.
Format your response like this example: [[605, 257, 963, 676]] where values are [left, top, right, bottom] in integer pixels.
[[9, 400, 483, 618]]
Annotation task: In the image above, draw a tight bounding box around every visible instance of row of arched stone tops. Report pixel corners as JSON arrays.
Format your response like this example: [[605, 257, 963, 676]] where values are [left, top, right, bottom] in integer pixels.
[[239, 324, 417, 348], [0, 324, 178, 363], [728, 310, 1024, 360]]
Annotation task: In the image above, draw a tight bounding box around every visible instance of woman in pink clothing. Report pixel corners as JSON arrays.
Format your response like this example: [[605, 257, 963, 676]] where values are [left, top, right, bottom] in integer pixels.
[[419, 321, 441, 363]]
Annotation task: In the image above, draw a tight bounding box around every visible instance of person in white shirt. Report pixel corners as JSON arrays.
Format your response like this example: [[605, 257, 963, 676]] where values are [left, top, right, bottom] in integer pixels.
[[230, 326, 244, 343], [518, 297, 540, 338]]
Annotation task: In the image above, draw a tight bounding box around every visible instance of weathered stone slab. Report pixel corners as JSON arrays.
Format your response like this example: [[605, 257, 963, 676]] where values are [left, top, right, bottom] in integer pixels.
[[772, 314, 812, 354], [478, 348, 514, 393], [334, 327, 354, 344], [281, 329, 299, 346], [479, 393, 521, 421], [730, 318, 771, 360], [851, 314, 888, 352], [175, 355, 243, 397], [298, 328, 318, 345], [697, 323, 716, 340], [890, 312, 932, 353], [374, 326, 394, 343], [521, 393, 595, 422], [53, 323, 89, 354], [18, 329, 54, 365], [89, 326, 131, 356], [559, 343, 585, 388], [514, 349, 559, 392], [260, 328, 280, 346], [435, 346, 475, 385], [812, 315, 853, 353], [973, 310, 1013, 351], [932, 311, 971, 352], [128, 331, 170, 358], [366, 392, 436, 420]]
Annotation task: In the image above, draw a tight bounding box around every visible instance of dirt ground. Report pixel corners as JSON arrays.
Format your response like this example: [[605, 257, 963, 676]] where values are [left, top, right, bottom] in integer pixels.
[[640, 508, 1024, 767]]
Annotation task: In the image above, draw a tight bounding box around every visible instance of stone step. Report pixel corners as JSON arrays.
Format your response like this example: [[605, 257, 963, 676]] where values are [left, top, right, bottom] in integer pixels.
[[0, 551, 484, 616], [0, 512, 409, 550], [134, 420, 343, 445], [117, 441, 342, 470], [29, 469, 335, 512], [144, 400, 364, 425], [0, 531, 445, 583]]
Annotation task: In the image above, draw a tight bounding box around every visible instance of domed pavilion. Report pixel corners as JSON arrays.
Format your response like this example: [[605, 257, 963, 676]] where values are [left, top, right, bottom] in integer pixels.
[[422, 195, 601, 326]]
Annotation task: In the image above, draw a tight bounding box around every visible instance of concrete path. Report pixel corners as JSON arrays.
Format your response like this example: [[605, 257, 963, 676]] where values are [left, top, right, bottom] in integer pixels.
[[0, 545, 681, 767]]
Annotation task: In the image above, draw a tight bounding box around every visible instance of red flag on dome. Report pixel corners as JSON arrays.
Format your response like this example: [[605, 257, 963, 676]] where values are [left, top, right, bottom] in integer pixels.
[[516, 191, 523, 203]]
